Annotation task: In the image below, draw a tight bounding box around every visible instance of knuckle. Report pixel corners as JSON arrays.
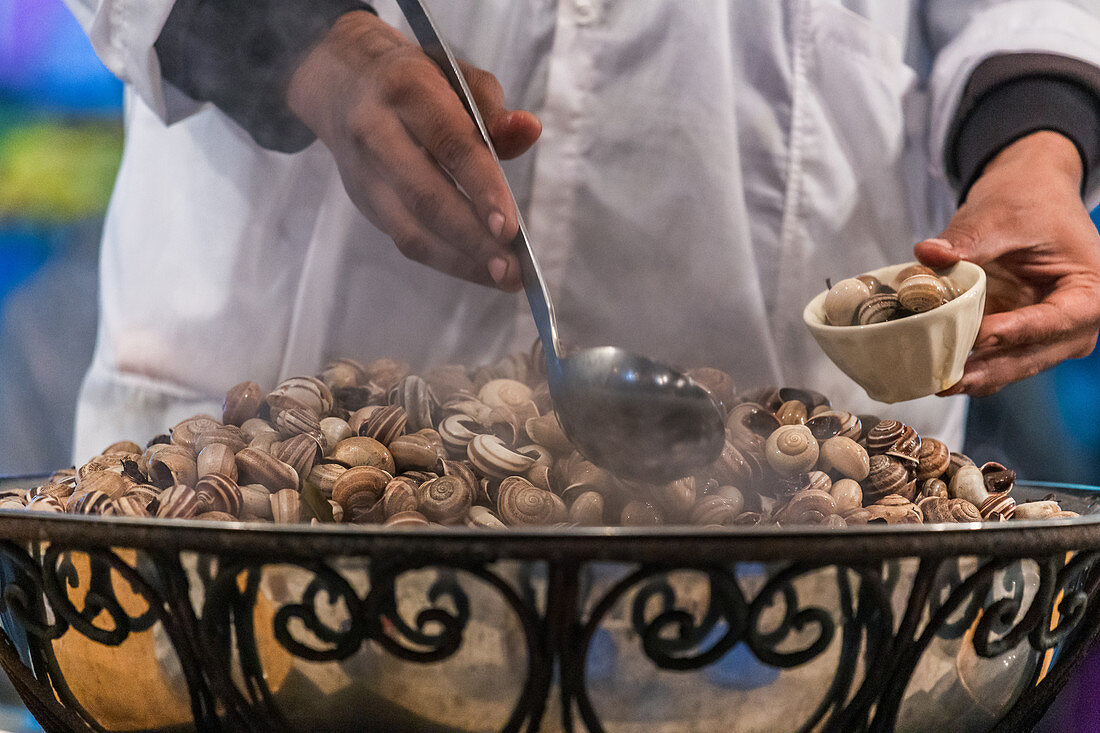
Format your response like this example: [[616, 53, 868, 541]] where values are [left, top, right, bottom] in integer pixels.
[[407, 185, 445, 221], [392, 231, 429, 263], [432, 131, 475, 170]]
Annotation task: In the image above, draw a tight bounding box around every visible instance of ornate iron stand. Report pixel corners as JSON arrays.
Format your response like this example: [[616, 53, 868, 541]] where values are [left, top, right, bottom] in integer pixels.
[[0, 477, 1099, 732]]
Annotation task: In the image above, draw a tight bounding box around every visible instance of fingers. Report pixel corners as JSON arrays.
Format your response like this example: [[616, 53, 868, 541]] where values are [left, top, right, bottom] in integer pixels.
[[940, 333, 1095, 397], [913, 238, 959, 269], [460, 62, 542, 159], [395, 65, 521, 244]]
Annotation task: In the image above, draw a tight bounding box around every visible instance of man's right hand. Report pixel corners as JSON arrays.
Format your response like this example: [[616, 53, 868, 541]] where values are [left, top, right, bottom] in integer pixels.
[[287, 10, 541, 291]]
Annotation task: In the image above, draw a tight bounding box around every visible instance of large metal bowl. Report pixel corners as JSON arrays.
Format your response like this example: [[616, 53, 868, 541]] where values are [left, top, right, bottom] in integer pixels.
[[0, 475, 1099, 732]]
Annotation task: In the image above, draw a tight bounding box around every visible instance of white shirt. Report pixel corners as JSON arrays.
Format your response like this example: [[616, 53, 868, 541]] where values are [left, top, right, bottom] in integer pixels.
[[64, 0, 1100, 463]]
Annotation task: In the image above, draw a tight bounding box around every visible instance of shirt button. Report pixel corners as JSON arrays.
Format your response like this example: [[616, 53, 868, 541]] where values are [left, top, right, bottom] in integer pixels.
[[573, 0, 597, 23]]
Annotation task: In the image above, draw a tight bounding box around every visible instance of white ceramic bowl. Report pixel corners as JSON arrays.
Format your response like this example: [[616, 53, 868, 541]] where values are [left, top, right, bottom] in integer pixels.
[[802, 261, 986, 403]]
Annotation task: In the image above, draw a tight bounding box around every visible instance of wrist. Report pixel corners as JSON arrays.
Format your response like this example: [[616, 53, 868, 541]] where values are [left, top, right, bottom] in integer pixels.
[[975, 131, 1084, 195]]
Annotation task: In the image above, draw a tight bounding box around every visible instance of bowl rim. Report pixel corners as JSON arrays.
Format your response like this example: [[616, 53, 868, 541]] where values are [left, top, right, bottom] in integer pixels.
[[803, 260, 986, 333], [3, 475, 1100, 564]]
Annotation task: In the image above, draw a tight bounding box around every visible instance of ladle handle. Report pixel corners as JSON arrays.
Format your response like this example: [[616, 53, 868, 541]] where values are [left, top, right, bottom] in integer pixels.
[[394, 0, 562, 359]]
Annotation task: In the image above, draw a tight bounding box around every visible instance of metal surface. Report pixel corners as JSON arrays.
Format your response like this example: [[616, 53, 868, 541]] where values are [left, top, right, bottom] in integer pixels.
[[394, 0, 725, 482], [0, 476, 1099, 731]]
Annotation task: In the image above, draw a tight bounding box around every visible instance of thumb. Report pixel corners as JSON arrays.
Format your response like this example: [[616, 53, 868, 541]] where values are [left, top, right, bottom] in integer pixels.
[[916, 213, 1004, 269]]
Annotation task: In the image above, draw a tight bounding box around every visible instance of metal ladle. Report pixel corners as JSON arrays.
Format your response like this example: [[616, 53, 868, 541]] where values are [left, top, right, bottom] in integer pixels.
[[396, 0, 725, 482]]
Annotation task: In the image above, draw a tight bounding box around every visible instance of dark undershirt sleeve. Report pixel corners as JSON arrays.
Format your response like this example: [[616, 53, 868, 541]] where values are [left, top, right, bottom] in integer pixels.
[[154, 0, 375, 153], [948, 75, 1100, 202]]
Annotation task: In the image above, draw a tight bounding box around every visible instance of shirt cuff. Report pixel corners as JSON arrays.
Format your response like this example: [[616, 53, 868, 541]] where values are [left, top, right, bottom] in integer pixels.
[[154, 0, 375, 153], [948, 75, 1100, 202]]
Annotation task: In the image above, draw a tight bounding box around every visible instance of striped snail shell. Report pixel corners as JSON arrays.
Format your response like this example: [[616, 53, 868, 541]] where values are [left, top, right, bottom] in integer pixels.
[[865, 495, 922, 524], [978, 492, 1016, 521], [157, 484, 201, 520], [439, 414, 485, 457], [915, 438, 950, 481], [776, 489, 837, 526], [897, 273, 946, 313], [855, 293, 902, 325], [497, 476, 564, 526], [170, 415, 221, 455], [270, 488, 301, 524], [194, 425, 249, 455], [360, 405, 408, 446], [466, 505, 507, 529], [884, 424, 921, 465], [267, 376, 333, 419], [764, 425, 819, 477], [918, 478, 949, 500], [388, 375, 437, 433], [467, 434, 537, 479], [864, 420, 904, 454], [331, 466, 392, 512], [195, 473, 243, 517], [105, 495, 151, 518], [688, 495, 739, 526], [862, 455, 912, 504], [949, 498, 983, 522], [383, 510, 430, 528], [80, 470, 131, 501], [382, 476, 420, 518], [274, 407, 322, 440], [775, 399, 808, 426], [812, 410, 862, 441], [306, 463, 346, 498], [273, 433, 323, 480], [26, 495, 65, 514], [417, 475, 474, 524], [235, 448, 300, 493]]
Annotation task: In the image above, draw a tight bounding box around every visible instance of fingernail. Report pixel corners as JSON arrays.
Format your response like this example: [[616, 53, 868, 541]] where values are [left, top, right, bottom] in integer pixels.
[[488, 257, 508, 285], [976, 334, 1000, 349], [488, 211, 505, 238], [928, 237, 953, 249]]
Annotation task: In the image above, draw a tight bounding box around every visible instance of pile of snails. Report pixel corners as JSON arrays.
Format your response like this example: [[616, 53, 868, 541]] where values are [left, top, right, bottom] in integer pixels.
[[824, 264, 965, 326], [6, 349, 1077, 528]]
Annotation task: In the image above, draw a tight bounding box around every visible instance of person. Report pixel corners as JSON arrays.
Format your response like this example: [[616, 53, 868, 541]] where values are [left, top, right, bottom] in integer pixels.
[[62, 0, 1100, 464]]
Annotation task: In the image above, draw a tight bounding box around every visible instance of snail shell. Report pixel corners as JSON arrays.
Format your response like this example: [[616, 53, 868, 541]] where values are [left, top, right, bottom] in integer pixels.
[[78, 455, 121, 482], [620, 500, 666, 527], [949, 498, 982, 522], [705, 438, 756, 487], [197, 443, 239, 482], [70, 491, 114, 514], [247, 430, 281, 455], [388, 375, 437, 433], [829, 478, 863, 514], [320, 358, 367, 391], [274, 407, 322, 440], [864, 420, 904, 454], [865, 495, 923, 524], [267, 376, 333, 419], [328, 437, 396, 474], [270, 488, 301, 524], [725, 402, 780, 455], [235, 448, 300, 493], [306, 463, 346, 498], [855, 293, 902, 325], [441, 395, 494, 424], [526, 463, 557, 493], [980, 461, 1016, 494], [383, 510, 430, 528], [157, 484, 201, 520], [26, 495, 65, 513], [239, 418, 277, 442], [893, 263, 938, 287], [319, 417, 354, 453], [805, 414, 841, 442], [862, 454, 912, 504], [764, 425, 819, 477], [239, 484, 274, 521], [483, 407, 523, 448], [439, 414, 487, 457], [27, 482, 73, 502], [360, 358, 407, 393], [824, 277, 872, 326], [80, 470, 131, 500], [468, 434, 537, 479], [1051, 510, 1079, 519], [150, 452, 198, 491], [775, 400, 808, 426], [944, 452, 976, 482], [196, 511, 237, 522], [884, 424, 921, 465], [948, 465, 988, 506], [686, 367, 735, 413], [777, 489, 837, 526], [568, 491, 605, 526], [170, 415, 221, 455], [382, 476, 421, 517], [417, 475, 474, 524], [978, 492, 1016, 521], [897, 273, 946, 313], [331, 466, 392, 511], [497, 476, 564, 526], [466, 505, 507, 529], [689, 495, 739, 526], [388, 433, 445, 473], [270, 431, 321, 477], [102, 440, 142, 456], [918, 478, 949, 500], [915, 438, 950, 481], [360, 405, 408, 446], [812, 410, 862, 441], [645, 477, 696, 521], [478, 379, 533, 411], [194, 425, 249, 455], [195, 473, 243, 517], [105, 495, 151, 518], [818, 436, 870, 481], [1012, 501, 1060, 521]]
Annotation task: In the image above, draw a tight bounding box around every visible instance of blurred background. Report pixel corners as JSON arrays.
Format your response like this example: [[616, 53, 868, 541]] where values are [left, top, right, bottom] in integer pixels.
[[0, 0, 1098, 730]]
